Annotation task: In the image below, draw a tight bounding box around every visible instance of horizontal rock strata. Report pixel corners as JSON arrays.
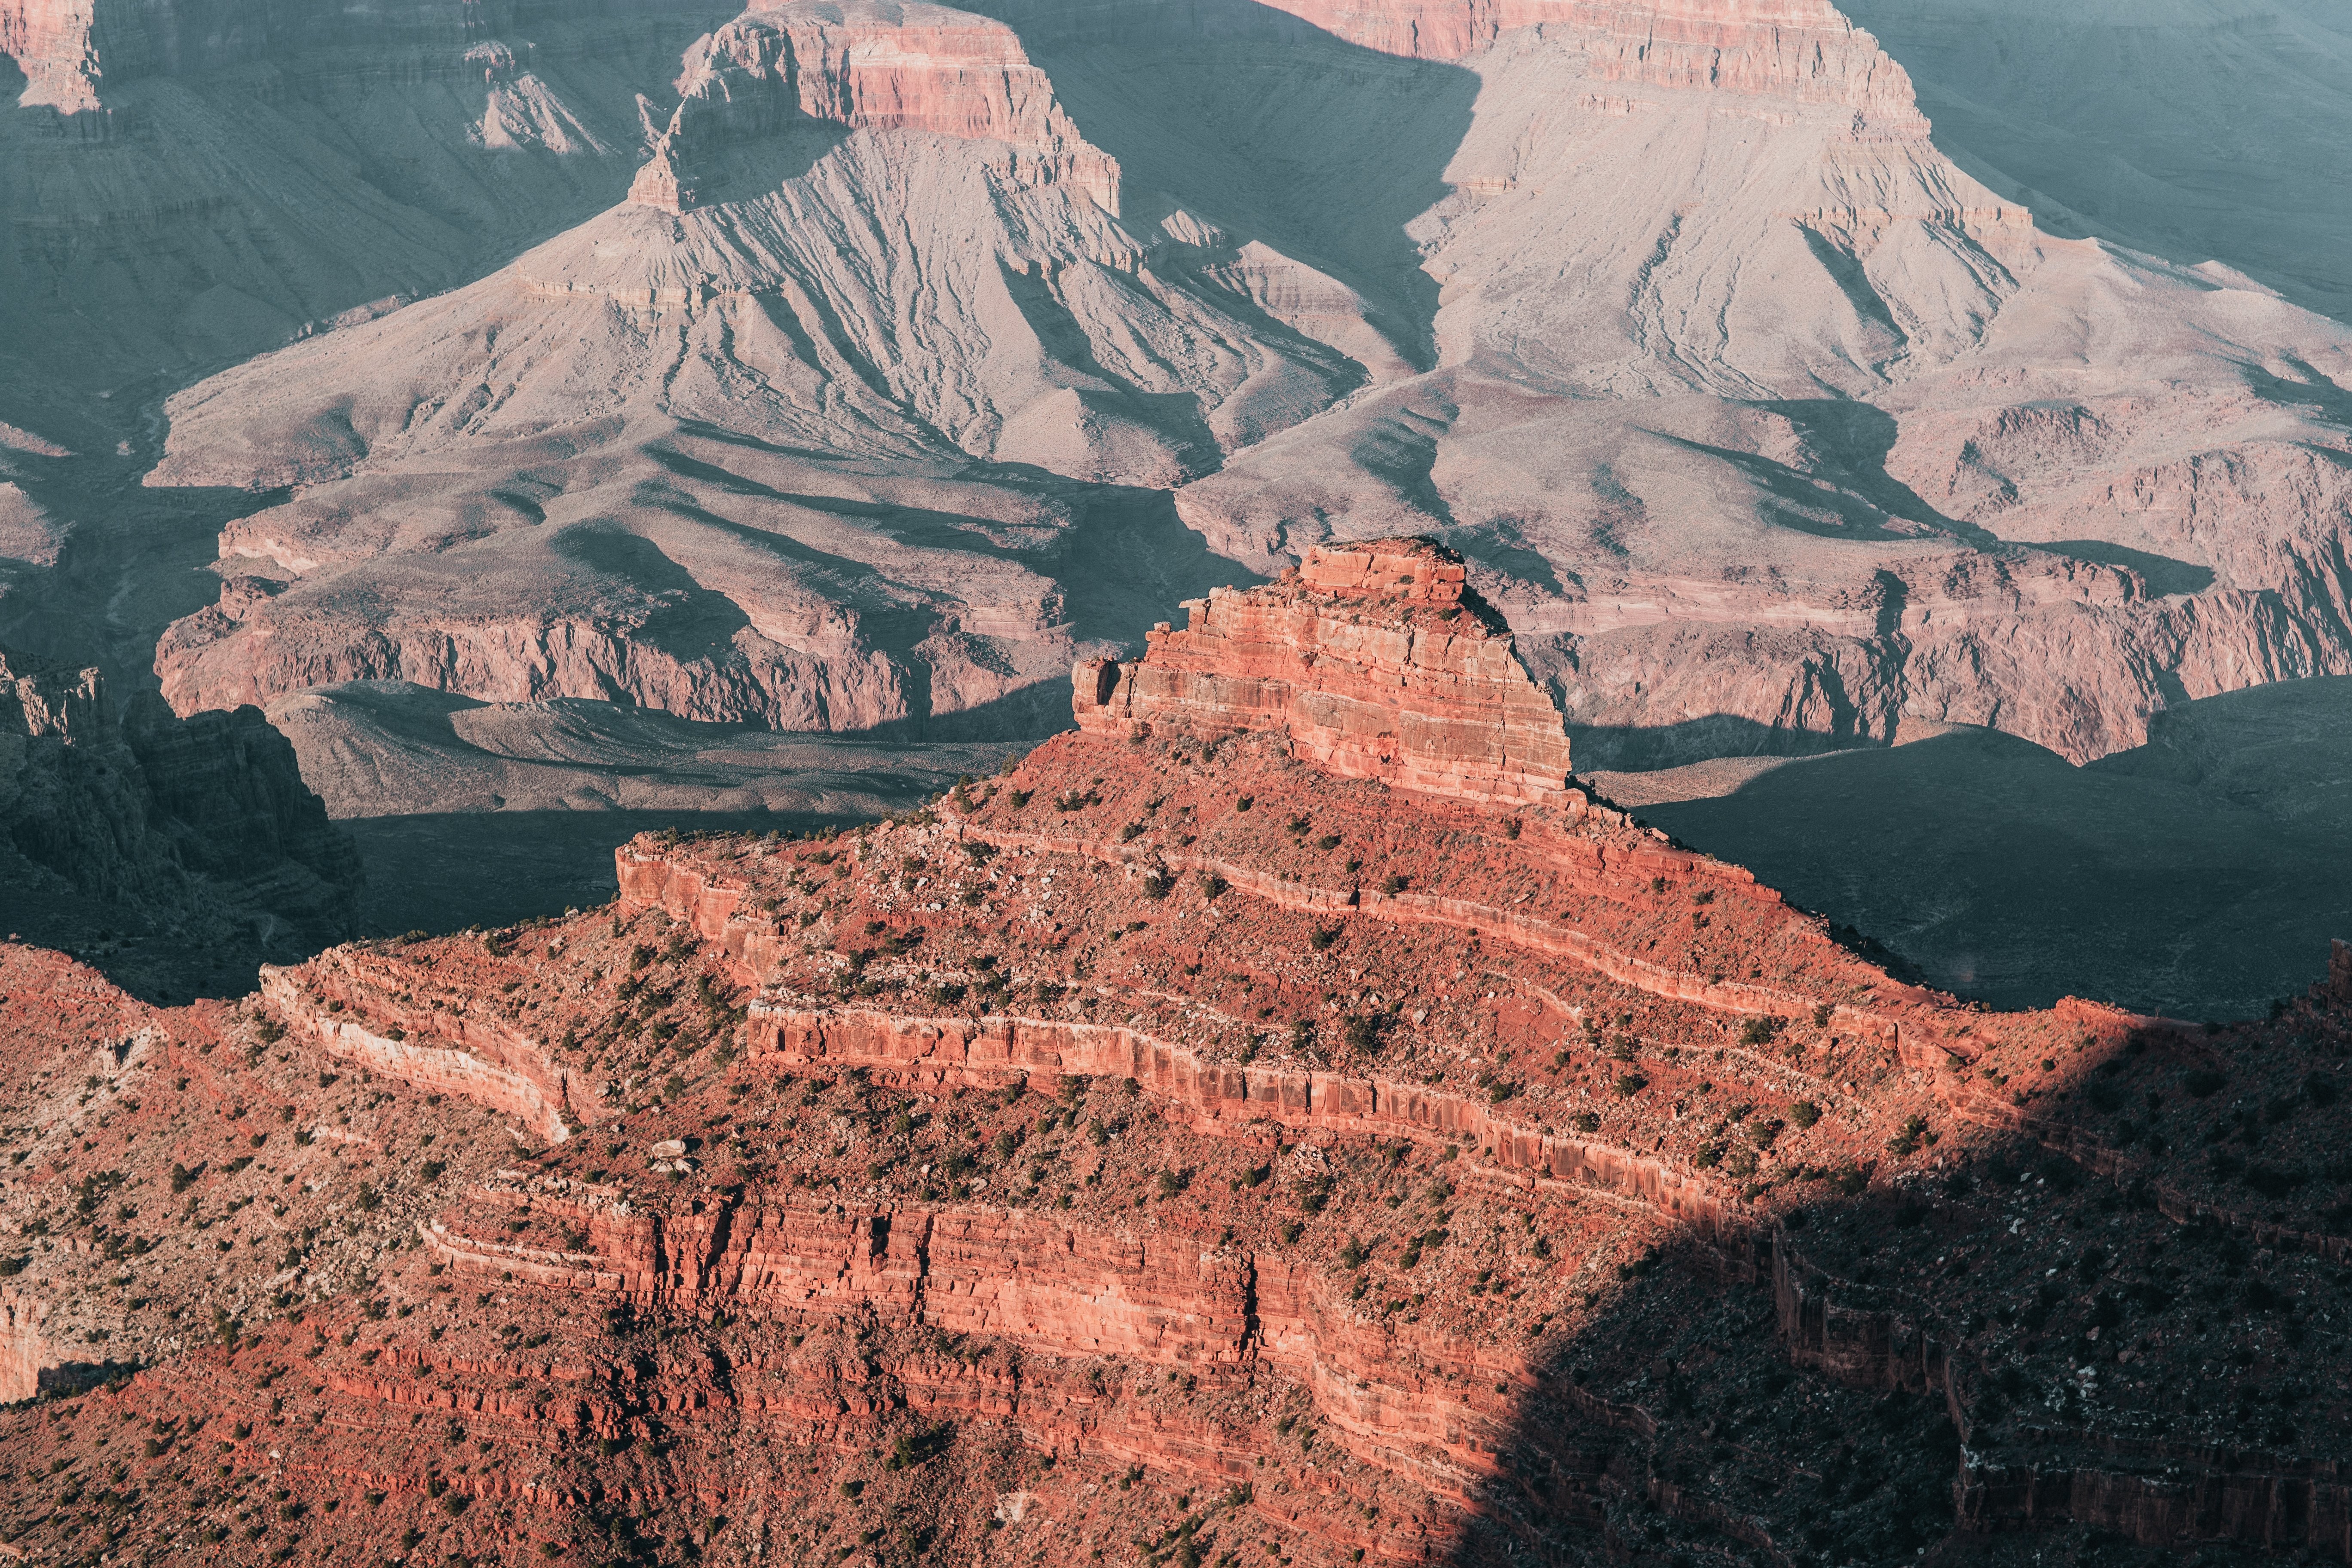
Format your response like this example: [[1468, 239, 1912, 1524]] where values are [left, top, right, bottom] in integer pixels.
[[1075, 538, 1578, 807]]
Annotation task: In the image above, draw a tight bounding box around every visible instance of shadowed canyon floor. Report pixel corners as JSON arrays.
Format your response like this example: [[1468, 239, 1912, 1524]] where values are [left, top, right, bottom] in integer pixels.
[[1591, 675, 2352, 1019], [0, 544, 2347, 1568]]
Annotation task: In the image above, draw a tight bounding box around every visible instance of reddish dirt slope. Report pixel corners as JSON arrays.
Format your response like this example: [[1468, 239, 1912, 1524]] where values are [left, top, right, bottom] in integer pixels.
[[0, 540, 2346, 1568]]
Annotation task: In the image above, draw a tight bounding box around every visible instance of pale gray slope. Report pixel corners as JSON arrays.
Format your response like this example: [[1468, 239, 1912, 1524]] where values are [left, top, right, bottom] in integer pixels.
[[144, 104, 1354, 739], [1095, 15, 2352, 768]]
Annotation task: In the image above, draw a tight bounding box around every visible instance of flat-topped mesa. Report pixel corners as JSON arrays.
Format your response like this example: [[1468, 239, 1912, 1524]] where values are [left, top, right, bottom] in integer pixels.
[[632, 0, 1120, 214], [1245, 0, 1929, 132], [1073, 536, 1575, 807]]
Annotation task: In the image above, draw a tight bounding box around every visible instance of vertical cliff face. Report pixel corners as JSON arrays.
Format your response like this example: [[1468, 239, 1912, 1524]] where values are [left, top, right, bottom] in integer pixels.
[[1243, 0, 1927, 129], [0, 1288, 43, 1404], [1074, 536, 1576, 805], [643, 0, 1120, 212]]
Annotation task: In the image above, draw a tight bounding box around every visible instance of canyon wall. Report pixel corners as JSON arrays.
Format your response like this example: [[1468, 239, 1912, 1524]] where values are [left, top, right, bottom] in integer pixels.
[[1240, 0, 1927, 129], [415, 1167, 1618, 1521], [0, 641, 358, 958], [749, 1004, 1745, 1235], [0, 1287, 43, 1404]]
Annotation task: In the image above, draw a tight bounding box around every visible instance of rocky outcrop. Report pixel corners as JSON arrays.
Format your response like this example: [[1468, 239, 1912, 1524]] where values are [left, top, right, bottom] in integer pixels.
[[749, 1006, 1744, 1236], [0, 642, 358, 967], [1075, 538, 1577, 807], [609, 744, 1930, 1047], [639, 0, 1121, 213], [416, 1169, 1618, 1518], [0, 1287, 43, 1403], [1246, 0, 1927, 129], [258, 949, 600, 1144], [158, 582, 916, 734]]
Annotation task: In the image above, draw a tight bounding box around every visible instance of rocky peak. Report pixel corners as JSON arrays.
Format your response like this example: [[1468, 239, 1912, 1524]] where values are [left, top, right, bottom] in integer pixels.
[[1074, 536, 1576, 806], [0, 645, 105, 740], [625, 129, 695, 213], [630, 0, 1120, 213], [1293, 535, 1470, 605]]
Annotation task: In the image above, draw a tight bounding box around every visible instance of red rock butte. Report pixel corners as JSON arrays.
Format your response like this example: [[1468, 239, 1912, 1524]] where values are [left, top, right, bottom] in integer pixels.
[[1075, 537, 1577, 807]]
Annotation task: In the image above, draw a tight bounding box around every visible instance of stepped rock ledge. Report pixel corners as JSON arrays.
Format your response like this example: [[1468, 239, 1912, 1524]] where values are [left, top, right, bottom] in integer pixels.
[[1075, 538, 1578, 807]]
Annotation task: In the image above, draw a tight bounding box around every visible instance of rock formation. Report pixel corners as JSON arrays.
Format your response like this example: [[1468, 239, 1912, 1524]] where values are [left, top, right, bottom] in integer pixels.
[[67, 0, 2341, 824], [138, 0, 1363, 743], [651, 0, 1124, 213], [0, 640, 361, 996], [1075, 538, 1576, 805], [2, 564, 2347, 1565]]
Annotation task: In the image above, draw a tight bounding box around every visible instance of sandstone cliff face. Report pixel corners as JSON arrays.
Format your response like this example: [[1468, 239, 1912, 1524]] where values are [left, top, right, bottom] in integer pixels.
[[259, 955, 596, 1144], [1074, 539, 1577, 806], [1243, 0, 1927, 128], [0, 1286, 43, 1403]]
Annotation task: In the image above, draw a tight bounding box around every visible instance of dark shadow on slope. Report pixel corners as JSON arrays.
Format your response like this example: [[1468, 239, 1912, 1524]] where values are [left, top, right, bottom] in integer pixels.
[[1751, 401, 1999, 549], [1650, 430, 1964, 547], [2033, 541, 2215, 598], [963, 0, 1480, 373], [1569, 715, 1888, 774], [2242, 358, 2352, 434], [1439, 516, 1573, 598], [843, 679, 1076, 746], [1838, 0, 2352, 328], [1350, 401, 1460, 527], [1613, 682, 2352, 1018], [998, 263, 1228, 477], [0, 460, 288, 697], [1044, 483, 1268, 649], [345, 808, 854, 939], [692, 120, 857, 205], [1451, 1080, 2346, 1568], [1798, 225, 1913, 357]]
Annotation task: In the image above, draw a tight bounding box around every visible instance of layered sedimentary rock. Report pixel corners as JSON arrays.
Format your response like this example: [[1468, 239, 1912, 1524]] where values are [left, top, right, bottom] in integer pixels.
[[79, 0, 2350, 812], [4, 563, 2352, 1564], [1075, 538, 1577, 805], [258, 954, 596, 1143], [1072, 0, 2352, 766], [140, 0, 1362, 741], [647, 0, 1121, 211], [0, 1287, 43, 1403], [1245, 0, 1929, 127]]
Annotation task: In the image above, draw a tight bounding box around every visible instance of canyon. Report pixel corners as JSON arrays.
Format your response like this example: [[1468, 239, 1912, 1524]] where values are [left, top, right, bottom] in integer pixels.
[[0, 1, 2350, 1559], [0, 0, 2346, 1016], [0, 542, 2345, 1568]]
